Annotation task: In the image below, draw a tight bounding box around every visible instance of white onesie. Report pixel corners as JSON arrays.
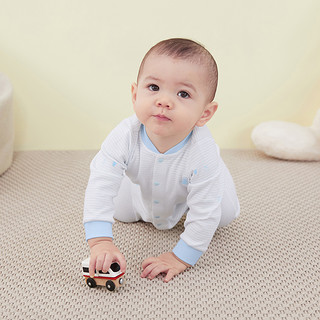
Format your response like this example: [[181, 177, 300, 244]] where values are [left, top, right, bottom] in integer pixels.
[[83, 115, 240, 265]]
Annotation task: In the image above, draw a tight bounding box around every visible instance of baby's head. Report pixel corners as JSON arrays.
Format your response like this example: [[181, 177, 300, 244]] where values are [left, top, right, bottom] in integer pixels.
[[137, 38, 218, 102], [132, 38, 219, 149]]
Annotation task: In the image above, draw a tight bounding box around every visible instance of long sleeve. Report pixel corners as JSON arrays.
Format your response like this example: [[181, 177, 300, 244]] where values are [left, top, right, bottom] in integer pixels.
[[173, 138, 225, 265], [83, 116, 138, 240]]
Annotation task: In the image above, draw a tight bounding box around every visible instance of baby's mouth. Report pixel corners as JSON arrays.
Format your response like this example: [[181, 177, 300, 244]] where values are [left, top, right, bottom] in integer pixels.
[[154, 114, 171, 121]]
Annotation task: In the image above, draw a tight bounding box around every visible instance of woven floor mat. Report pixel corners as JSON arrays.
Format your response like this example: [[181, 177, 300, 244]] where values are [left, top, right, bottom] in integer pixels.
[[0, 150, 319, 319]]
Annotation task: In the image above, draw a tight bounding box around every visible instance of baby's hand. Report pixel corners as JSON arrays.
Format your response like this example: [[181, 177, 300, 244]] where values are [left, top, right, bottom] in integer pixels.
[[88, 237, 126, 278], [141, 252, 190, 282]]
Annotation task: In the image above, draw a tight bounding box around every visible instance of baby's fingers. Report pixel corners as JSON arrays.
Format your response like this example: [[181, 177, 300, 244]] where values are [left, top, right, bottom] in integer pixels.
[[141, 257, 157, 270], [141, 261, 158, 278], [101, 255, 113, 273], [164, 269, 177, 283], [89, 255, 100, 278], [116, 253, 127, 273], [148, 265, 170, 280]]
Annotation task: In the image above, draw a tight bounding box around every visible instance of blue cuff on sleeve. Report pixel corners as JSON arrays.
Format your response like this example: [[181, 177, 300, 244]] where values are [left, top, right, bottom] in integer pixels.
[[172, 239, 203, 266], [84, 221, 113, 241]]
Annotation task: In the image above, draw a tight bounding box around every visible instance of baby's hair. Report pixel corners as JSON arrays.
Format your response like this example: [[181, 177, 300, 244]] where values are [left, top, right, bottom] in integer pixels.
[[137, 38, 218, 101]]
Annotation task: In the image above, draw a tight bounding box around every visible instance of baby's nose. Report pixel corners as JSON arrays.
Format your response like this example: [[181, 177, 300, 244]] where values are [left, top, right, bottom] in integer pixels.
[[156, 96, 172, 109]]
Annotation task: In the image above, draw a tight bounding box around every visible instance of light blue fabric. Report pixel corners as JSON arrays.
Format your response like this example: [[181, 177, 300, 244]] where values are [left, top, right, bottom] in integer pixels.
[[172, 239, 203, 266], [140, 125, 192, 155], [84, 221, 113, 241]]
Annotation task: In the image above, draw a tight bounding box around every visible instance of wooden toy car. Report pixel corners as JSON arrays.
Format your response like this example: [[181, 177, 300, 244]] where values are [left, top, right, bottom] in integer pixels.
[[82, 257, 125, 291]]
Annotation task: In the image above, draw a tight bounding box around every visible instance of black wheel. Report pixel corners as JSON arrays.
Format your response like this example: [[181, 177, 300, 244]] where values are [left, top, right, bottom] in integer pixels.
[[110, 262, 120, 272], [106, 280, 115, 291], [86, 278, 97, 288]]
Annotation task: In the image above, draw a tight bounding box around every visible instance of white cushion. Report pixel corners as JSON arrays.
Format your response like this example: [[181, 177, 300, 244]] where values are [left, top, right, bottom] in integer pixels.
[[0, 73, 14, 175], [251, 110, 320, 161]]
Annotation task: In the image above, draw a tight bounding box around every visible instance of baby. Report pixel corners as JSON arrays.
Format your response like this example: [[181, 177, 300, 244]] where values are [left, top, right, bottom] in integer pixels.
[[83, 38, 240, 282]]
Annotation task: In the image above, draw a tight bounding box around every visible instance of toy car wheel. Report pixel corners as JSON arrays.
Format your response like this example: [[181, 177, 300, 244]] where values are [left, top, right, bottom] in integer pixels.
[[106, 280, 115, 291], [86, 278, 97, 288]]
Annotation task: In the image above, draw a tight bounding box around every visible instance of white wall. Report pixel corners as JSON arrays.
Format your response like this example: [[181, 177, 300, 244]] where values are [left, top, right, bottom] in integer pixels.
[[1, 0, 319, 150]]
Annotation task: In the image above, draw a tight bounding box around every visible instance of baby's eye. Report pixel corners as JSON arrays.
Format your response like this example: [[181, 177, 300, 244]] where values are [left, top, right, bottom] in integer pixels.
[[148, 84, 159, 91], [177, 91, 190, 99]]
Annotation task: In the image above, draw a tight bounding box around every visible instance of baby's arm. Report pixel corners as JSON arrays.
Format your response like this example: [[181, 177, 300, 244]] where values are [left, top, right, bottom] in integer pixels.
[[84, 119, 135, 277], [88, 237, 126, 277], [141, 144, 225, 282]]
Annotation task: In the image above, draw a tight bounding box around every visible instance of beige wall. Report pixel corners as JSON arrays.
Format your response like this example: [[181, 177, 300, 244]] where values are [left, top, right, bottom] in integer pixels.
[[1, 0, 319, 151]]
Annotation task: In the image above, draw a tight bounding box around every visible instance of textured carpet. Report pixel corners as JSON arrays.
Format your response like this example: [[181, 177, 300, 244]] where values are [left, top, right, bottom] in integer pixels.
[[0, 150, 319, 319]]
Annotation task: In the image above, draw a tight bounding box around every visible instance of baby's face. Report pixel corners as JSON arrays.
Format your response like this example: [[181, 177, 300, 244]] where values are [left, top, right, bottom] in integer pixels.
[[132, 54, 216, 144]]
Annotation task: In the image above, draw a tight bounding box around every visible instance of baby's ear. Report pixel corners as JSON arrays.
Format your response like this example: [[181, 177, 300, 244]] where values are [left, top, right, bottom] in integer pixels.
[[196, 102, 218, 127], [131, 83, 138, 105]]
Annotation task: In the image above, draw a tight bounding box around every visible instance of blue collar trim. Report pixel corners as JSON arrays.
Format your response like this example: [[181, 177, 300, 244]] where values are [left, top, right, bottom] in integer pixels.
[[140, 125, 192, 155]]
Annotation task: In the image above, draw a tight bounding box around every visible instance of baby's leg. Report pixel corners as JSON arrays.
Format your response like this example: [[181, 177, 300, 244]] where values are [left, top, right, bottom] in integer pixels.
[[114, 175, 141, 223], [218, 165, 240, 228]]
